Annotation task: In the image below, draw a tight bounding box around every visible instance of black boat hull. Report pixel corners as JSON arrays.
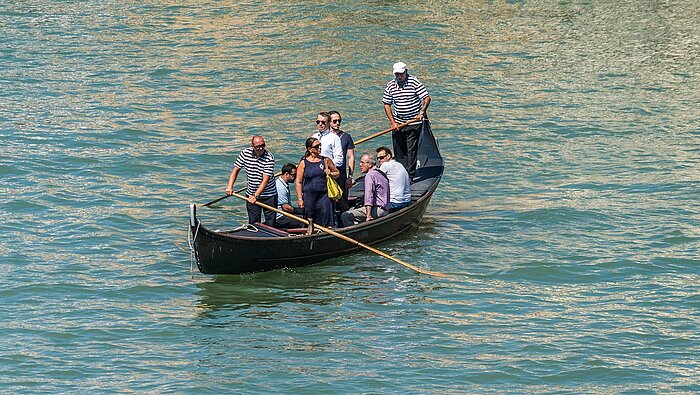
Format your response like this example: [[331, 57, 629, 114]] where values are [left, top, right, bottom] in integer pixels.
[[190, 189, 434, 274]]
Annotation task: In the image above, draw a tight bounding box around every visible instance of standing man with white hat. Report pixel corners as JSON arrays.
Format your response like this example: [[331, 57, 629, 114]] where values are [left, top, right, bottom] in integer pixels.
[[382, 61, 431, 179]]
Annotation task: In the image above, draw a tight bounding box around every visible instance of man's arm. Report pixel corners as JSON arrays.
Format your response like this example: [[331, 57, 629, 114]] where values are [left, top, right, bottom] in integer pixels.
[[345, 147, 355, 189], [384, 103, 398, 130], [363, 172, 376, 220], [225, 167, 240, 195], [249, 174, 271, 203], [417, 95, 431, 121], [277, 180, 295, 213]]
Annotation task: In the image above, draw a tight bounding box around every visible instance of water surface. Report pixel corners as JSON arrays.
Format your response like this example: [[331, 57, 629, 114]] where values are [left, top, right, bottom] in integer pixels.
[[1, 1, 698, 393]]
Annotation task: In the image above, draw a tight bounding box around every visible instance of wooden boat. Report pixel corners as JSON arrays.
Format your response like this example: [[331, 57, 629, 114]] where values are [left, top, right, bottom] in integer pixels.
[[188, 120, 443, 275]]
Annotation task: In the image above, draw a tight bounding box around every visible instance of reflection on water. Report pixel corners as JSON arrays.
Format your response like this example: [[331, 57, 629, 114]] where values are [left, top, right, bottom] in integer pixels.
[[194, 269, 344, 314], [193, 257, 454, 317]]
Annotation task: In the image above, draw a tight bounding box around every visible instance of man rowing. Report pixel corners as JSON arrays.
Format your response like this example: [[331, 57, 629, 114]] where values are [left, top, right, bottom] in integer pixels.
[[225, 135, 277, 227], [382, 61, 431, 179]]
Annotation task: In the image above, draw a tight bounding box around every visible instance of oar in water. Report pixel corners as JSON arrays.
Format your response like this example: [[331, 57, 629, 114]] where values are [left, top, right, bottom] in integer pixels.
[[203, 117, 420, 207], [202, 185, 246, 207], [202, 194, 233, 207], [228, 191, 447, 277]]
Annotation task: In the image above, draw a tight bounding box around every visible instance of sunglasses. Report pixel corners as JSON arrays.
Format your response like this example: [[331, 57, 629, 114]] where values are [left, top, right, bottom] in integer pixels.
[[331, 119, 341, 123], [316, 120, 327, 124], [377, 155, 386, 160], [311, 144, 321, 149], [253, 143, 266, 149]]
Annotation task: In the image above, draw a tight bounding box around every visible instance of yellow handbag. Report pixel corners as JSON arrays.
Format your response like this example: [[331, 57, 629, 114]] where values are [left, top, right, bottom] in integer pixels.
[[326, 175, 343, 201]]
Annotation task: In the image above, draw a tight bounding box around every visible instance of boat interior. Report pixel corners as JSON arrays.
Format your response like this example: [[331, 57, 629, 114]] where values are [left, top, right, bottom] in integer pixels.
[[217, 168, 439, 239]]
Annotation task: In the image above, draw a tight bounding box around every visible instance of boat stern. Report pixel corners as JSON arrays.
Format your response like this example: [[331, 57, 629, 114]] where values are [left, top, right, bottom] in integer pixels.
[[189, 203, 197, 228]]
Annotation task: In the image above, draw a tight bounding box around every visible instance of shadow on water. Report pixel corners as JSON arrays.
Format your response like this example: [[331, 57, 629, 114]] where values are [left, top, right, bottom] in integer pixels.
[[190, 185, 460, 320], [192, 224, 452, 318], [193, 268, 341, 313], [191, 258, 405, 317]]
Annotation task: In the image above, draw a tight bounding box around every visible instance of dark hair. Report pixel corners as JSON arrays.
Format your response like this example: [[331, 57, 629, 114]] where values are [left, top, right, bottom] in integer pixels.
[[281, 163, 296, 175], [376, 146, 392, 157], [304, 137, 318, 157], [328, 110, 341, 121], [317, 112, 330, 121]]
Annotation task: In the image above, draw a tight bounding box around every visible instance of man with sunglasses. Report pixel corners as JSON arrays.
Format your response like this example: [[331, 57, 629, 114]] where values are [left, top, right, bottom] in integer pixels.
[[328, 110, 355, 212], [382, 61, 431, 179], [311, 111, 343, 169], [275, 163, 304, 229], [225, 135, 277, 227]]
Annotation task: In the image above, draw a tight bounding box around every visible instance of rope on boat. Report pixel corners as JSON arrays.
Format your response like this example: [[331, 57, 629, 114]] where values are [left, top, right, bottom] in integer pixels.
[[232, 224, 259, 233]]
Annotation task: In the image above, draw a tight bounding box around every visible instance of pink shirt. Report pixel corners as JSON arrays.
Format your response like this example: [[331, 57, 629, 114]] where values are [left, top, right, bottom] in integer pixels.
[[364, 168, 390, 210]]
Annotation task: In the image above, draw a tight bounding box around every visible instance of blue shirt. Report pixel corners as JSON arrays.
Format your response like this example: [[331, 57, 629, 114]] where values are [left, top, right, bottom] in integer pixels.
[[275, 177, 291, 219]]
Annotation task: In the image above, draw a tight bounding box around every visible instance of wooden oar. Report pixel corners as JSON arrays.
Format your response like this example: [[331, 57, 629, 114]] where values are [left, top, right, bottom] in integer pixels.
[[228, 191, 447, 277], [203, 186, 248, 207], [203, 194, 233, 207], [203, 118, 420, 207], [353, 117, 420, 145]]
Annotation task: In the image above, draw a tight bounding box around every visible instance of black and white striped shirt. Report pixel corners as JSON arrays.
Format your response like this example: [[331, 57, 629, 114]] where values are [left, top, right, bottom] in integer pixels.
[[382, 74, 429, 124], [233, 147, 277, 198]]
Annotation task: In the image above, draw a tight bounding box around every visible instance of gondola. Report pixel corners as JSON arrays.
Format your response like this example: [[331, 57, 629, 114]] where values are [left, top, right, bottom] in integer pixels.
[[188, 120, 443, 275]]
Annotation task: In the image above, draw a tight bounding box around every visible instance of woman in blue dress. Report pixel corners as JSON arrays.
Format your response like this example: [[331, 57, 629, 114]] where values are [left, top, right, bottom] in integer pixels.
[[295, 137, 340, 227]]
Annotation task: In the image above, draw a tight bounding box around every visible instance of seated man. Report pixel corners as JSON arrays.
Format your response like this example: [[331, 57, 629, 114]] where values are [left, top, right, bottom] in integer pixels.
[[340, 154, 390, 227], [275, 163, 305, 229], [376, 146, 411, 211]]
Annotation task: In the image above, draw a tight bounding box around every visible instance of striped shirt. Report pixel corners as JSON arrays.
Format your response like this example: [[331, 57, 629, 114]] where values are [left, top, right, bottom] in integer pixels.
[[233, 147, 277, 198], [382, 74, 429, 124]]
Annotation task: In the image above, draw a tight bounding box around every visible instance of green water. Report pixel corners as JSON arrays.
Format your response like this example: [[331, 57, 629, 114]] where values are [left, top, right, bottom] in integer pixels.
[[2, 1, 698, 393]]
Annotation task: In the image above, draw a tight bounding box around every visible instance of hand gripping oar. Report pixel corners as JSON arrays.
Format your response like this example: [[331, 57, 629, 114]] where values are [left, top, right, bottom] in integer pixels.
[[203, 118, 421, 207], [229, 191, 447, 277]]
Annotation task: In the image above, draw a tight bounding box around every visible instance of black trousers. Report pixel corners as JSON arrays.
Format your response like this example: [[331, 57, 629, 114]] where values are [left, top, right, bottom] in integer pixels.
[[392, 122, 422, 178], [246, 195, 277, 227], [276, 215, 305, 229], [336, 169, 350, 212], [276, 207, 305, 229]]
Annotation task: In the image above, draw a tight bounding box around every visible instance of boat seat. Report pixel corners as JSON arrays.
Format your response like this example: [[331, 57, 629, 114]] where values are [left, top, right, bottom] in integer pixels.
[[286, 228, 308, 234], [410, 169, 440, 200]]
